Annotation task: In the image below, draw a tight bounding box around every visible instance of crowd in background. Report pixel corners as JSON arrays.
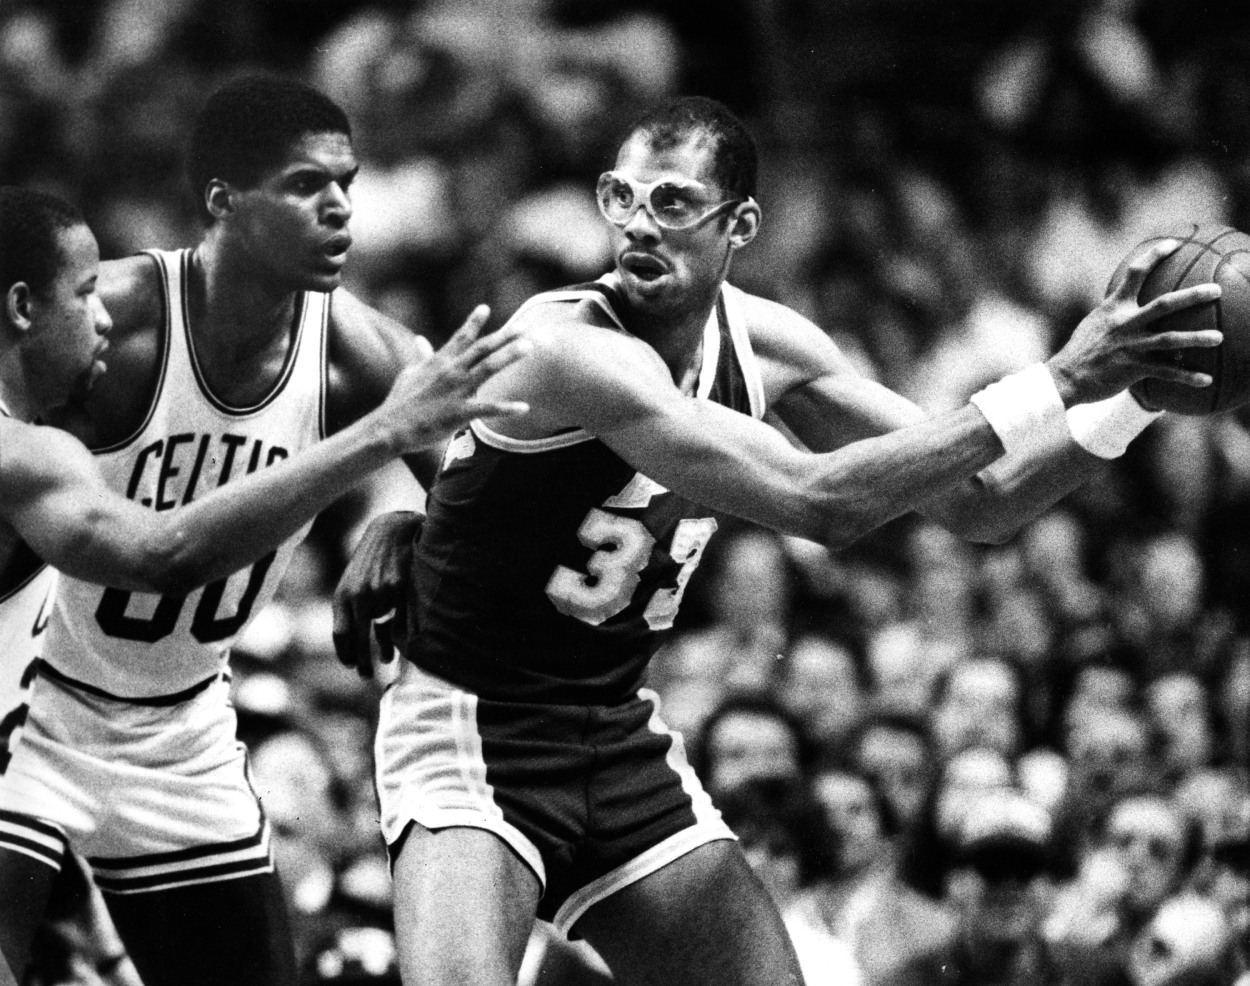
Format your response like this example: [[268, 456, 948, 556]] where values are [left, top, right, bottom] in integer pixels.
[[2, 0, 1248, 984]]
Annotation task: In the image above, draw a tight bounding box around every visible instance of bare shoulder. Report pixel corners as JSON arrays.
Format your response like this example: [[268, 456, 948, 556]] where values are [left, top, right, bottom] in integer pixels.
[[0, 419, 91, 499], [735, 288, 859, 398], [325, 288, 430, 432], [98, 254, 164, 340], [478, 297, 671, 437], [506, 296, 667, 380]]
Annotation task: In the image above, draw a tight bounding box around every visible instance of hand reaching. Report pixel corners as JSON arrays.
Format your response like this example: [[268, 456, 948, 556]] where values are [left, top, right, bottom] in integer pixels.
[[377, 305, 531, 454], [1047, 239, 1223, 407]]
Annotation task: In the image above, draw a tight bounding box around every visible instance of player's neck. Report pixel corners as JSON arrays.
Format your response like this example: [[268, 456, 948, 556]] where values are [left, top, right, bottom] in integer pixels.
[[187, 240, 300, 364], [618, 284, 720, 388], [0, 348, 37, 422]]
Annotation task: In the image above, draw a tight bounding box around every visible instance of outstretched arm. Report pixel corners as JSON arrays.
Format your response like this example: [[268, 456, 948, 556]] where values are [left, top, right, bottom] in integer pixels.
[[0, 312, 529, 594], [761, 239, 1223, 542]]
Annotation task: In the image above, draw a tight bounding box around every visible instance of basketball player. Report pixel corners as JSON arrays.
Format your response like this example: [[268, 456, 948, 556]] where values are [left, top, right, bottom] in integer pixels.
[[333, 97, 1223, 986], [0, 81, 527, 986]]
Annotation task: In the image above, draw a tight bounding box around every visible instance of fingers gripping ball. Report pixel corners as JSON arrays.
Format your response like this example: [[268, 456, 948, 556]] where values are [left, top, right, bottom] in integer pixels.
[[1110, 224, 1250, 415]]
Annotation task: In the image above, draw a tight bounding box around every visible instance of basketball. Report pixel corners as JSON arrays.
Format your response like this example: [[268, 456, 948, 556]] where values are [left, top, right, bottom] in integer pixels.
[[1108, 224, 1250, 416]]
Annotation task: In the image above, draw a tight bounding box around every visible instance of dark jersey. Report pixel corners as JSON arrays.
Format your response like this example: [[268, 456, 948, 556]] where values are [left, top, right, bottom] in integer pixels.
[[408, 275, 766, 704]]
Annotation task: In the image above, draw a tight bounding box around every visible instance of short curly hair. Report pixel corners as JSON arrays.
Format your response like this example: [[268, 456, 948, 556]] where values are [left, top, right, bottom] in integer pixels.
[[623, 96, 758, 201], [0, 187, 85, 301], [186, 75, 351, 225]]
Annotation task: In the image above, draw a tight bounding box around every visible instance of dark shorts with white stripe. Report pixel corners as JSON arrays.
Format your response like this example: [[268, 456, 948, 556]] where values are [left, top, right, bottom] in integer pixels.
[[375, 662, 736, 936]]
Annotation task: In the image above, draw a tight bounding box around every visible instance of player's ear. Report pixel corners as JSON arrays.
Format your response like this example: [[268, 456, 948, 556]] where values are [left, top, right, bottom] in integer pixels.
[[727, 199, 761, 252], [204, 179, 235, 222], [5, 282, 33, 333]]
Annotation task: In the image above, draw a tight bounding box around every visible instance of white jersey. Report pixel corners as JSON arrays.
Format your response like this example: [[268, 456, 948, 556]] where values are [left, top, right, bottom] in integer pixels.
[[0, 556, 57, 775], [44, 248, 328, 699]]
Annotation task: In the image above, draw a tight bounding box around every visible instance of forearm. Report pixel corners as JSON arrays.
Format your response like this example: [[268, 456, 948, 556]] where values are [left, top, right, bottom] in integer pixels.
[[615, 401, 1004, 550], [136, 415, 401, 592], [918, 440, 1106, 543]]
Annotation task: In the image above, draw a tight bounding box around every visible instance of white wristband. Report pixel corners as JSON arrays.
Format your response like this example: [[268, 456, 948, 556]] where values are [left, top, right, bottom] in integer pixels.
[[1067, 390, 1162, 459], [970, 363, 1069, 462]]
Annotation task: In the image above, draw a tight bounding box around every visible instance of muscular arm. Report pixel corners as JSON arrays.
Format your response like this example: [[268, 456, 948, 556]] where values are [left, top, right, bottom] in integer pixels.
[[753, 300, 1105, 544], [0, 318, 529, 593], [480, 309, 1005, 550]]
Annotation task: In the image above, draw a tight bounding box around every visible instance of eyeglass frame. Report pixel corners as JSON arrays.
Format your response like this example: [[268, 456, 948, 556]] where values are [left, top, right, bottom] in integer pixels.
[[596, 170, 754, 231]]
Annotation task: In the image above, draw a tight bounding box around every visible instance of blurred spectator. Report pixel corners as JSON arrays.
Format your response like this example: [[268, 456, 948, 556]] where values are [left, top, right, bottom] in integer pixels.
[[1125, 893, 1239, 986], [930, 657, 1025, 763], [943, 790, 1057, 986], [777, 634, 868, 755], [716, 778, 852, 986], [692, 693, 814, 797], [789, 767, 957, 986], [847, 712, 936, 840]]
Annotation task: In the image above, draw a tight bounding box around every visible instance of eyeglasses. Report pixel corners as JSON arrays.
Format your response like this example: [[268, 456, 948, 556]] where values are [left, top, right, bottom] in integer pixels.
[[596, 171, 749, 231]]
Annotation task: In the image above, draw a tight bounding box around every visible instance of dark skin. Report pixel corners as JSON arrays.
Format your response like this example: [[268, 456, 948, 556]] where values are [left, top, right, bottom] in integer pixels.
[[47, 131, 440, 486]]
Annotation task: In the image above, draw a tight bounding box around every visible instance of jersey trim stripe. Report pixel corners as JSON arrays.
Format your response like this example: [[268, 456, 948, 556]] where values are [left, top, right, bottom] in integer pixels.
[[0, 810, 68, 870], [89, 820, 273, 894], [34, 659, 221, 707], [318, 291, 330, 441], [720, 285, 766, 419], [470, 420, 595, 453], [0, 556, 50, 604], [91, 251, 174, 455], [182, 250, 309, 417], [469, 275, 734, 453]]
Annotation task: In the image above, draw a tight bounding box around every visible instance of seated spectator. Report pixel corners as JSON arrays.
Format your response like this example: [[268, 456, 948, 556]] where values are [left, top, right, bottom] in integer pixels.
[[691, 693, 814, 797], [790, 767, 957, 986], [1126, 893, 1240, 986], [1046, 790, 1203, 986], [716, 778, 852, 986], [1144, 672, 1216, 784], [847, 712, 936, 840], [944, 790, 1058, 986], [930, 657, 1025, 762], [777, 634, 868, 755]]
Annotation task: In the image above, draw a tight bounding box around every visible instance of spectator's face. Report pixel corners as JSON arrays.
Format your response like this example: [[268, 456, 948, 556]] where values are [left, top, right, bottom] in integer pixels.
[[856, 725, 930, 831], [814, 771, 884, 873], [1067, 709, 1150, 799], [1146, 674, 1213, 775], [705, 711, 799, 793], [932, 659, 1021, 759], [1127, 895, 1231, 986], [224, 131, 358, 293], [867, 625, 934, 716], [935, 748, 1013, 836], [1106, 798, 1188, 914], [780, 638, 864, 744], [1138, 535, 1204, 630]]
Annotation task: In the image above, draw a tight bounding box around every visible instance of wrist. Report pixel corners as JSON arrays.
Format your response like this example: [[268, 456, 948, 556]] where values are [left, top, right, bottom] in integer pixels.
[[1067, 390, 1162, 458], [971, 363, 1070, 461], [1044, 358, 1080, 408]]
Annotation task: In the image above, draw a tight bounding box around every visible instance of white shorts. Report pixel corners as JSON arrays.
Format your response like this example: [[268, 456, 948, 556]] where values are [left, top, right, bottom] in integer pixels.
[[376, 661, 734, 937], [0, 665, 273, 892]]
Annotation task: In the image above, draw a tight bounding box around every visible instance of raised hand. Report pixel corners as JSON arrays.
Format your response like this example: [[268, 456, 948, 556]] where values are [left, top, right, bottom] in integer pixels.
[[1047, 239, 1223, 407], [332, 510, 423, 677], [377, 305, 531, 454]]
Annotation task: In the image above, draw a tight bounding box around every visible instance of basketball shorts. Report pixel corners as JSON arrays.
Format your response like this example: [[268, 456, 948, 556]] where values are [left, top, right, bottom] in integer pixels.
[[0, 662, 273, 892], [375, 660, 736, 937]]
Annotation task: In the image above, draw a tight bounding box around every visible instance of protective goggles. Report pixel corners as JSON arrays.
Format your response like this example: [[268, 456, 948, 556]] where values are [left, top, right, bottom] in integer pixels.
[[596, 171, 750, 230]]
